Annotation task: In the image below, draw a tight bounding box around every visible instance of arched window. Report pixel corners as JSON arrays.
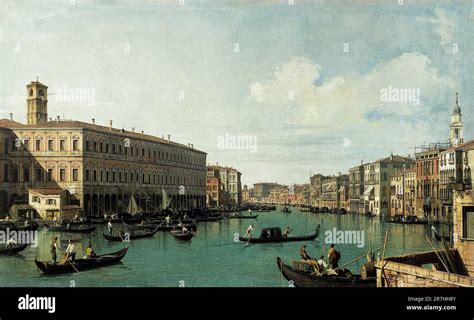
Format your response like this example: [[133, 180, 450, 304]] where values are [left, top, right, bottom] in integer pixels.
[[39, 89, 44, 97], [29, 89, 34, 97]]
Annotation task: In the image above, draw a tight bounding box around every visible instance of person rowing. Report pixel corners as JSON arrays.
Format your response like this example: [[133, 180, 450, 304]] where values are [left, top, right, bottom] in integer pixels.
[[50, 237, 59, 263], [244, 224, 255, 238], [61, 239, 76, 264], [300, 245, 312, 261], [107, 219, 113, 235], [282, 227, 292, 238]]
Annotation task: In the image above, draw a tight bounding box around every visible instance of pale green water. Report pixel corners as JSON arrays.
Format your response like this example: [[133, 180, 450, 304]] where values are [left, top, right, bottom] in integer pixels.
[[0, 208, 435, 287]]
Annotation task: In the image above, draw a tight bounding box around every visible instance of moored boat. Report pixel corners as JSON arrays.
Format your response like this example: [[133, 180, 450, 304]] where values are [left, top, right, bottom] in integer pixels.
[[102, 226, 158, 241], [282, 206, 292, 213], [0, 243, 28, 255], [171, 230, 194, 241], [276, 257, 376, 288], [226, 213, 258, 219], [34, 247, 128, 274], [239, 225, 320, 243], [45, 224, 96, 233]]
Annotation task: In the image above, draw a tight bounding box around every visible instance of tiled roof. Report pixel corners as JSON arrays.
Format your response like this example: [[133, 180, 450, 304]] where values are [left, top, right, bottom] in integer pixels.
[[0, 119, 206, 154], [29, 188, 65, 196]]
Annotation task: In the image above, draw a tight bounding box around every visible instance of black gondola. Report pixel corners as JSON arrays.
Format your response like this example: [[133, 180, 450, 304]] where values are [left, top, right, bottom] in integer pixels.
[[276, 257, 376, 288], [226, 213, 258, 219], [0, 244, 28, 255], [239, 225, 320, 243], [102, 226, 158, 241], [45, 224, 96, 233], [89, 217, 107, 224], [0, 221, 39, 231], [34, 247, 128, 274], [171, 230, 194, 241]]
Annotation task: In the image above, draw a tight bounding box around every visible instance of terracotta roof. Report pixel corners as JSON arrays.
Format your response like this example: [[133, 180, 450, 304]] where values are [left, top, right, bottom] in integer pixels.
[[460, 139, 474, 151], [29, 188, 65, 196], [374, 155, 414, 163], [0, 119, 206, 154], [0, 119, 25, 128]]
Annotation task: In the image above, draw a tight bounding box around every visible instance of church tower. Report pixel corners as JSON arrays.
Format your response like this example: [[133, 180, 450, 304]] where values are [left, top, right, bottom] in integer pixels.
[[26, 79, 48, 125], [449, 92, 464, 146]]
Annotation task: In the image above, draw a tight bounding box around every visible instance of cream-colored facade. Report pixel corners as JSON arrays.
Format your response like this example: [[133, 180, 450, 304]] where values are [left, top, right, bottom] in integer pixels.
[[0, 81, 207, 217]]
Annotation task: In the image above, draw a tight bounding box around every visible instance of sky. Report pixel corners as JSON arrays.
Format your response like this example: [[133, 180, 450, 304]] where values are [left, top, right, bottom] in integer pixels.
[[0, 0, 473, 186]]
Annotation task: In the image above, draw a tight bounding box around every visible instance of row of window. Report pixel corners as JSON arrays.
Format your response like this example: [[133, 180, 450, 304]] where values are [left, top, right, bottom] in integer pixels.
[[2, 164, 205, 186]]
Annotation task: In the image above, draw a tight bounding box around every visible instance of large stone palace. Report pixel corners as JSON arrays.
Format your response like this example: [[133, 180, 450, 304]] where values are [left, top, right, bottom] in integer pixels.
[[0, 80, 207, 217]]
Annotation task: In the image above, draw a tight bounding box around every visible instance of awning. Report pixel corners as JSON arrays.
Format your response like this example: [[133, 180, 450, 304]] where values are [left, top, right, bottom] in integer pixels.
[[363, 186, 374, 196]]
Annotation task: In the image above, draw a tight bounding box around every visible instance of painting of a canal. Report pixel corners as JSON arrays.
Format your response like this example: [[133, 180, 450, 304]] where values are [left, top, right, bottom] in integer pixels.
[[0, 0, 474, 312]]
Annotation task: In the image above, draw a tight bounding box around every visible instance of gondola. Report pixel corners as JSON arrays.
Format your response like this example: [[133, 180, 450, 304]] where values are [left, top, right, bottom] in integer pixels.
[[226, 213, 259, 219], [239, 225, 320, 243], [45, 224, 96, 233], [385, 215, 428, 225], [102, 226, 158, 241], [34, 247, 129, 274], [0, 244, 28, 255], [282, 207, 292, 213], [0, 221, 39, 231], [171, 230, 194, 241], [195, 215, 222, 222], [276, 257, 376, 288], [365, 212, 376, 218]]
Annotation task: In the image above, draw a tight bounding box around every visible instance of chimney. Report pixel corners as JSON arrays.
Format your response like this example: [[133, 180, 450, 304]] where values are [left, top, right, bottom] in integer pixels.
[[132, 127, 135, 132], [92, 118, 95, 125], [109, 120, 113, 130], [56, 116, 60, 123], [9, 113, 13, 121], [191, 144, 193, 148], [360, 160, 363, 165], [141, 130, 144, 135], [390, 152, 394, 160], [49, 117, 52, 122], [167, 135, 170, 142]]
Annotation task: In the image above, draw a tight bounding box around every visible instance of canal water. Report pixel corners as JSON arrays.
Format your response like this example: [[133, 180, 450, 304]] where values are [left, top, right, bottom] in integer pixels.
[[0, 208, 436, 287]]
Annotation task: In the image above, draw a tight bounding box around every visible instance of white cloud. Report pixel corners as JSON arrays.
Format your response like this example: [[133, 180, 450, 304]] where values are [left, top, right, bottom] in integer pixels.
[[416, 7, 458, 52], [250, 52, 454, 129]]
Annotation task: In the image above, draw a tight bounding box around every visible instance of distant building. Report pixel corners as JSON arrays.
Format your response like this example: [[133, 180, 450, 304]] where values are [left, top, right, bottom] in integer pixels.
[[349, 163, 365, 213], [309, 174, 326, 208], [288, 184, 309, 205], [253, 182, 281, 202], [206, 167, 221, 207], [390, 171, 404, 217], [363, 154, 414, 216], [206, 164, 242, 206], [403, 168, 416, 216], [321, 174, 348, 209]]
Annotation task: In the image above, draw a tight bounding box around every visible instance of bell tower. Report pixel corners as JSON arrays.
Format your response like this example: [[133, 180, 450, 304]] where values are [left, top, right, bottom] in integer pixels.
[[449, 92, 464, 146], [27, 79, 48, 125]]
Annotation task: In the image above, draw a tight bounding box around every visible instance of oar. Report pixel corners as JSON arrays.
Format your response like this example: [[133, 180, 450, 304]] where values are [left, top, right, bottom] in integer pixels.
[[58, 247, 80, 274], [425, 235, 450, 273], [334, 242, 392, 271]]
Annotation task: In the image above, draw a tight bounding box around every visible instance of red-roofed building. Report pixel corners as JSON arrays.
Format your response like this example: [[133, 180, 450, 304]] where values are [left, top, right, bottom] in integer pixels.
[[0, 80, 207, 217]]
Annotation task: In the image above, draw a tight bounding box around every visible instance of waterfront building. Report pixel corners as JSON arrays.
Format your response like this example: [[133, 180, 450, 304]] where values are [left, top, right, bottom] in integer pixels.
[[206, 164, 242, 206], [321, 174, 348, 209], [242, 185, 251, 203], [268, 185, 289, 204], [309, 174, 326, 208], [415, 146, 446, 218], [206, 167, 221, 207], [253, 182, 281, 202], [348, 163, 364, 213], [389, 171, 404, 217], [0, 125, 10, 212], [0, 80, 207, 218], [289, 184, 309, 205], [363, 154, 414, 216], [403, 168, 416, 216]]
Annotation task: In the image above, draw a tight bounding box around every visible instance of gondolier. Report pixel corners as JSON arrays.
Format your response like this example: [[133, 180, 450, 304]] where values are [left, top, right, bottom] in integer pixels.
[[50, 237, 58, 263], [107, 219, 113, 235], [245, 224, 255, 238]]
